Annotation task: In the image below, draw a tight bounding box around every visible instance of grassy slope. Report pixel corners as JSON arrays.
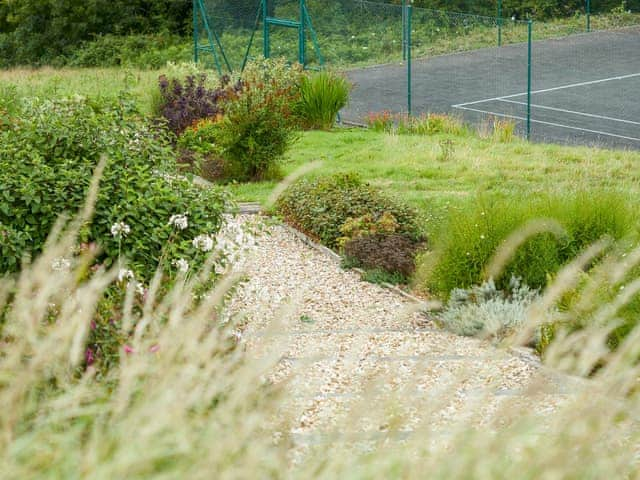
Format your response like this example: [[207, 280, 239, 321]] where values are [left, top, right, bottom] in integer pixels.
[[230, 128, 640, 232], [3, 66, 639, 233]]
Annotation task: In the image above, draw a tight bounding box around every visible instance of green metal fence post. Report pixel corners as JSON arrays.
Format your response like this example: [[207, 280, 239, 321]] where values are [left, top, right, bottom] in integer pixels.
[[193, 0, 198, 64], [586, 0, 591, 32], [527, 20, 532, 141], [194, 0, 224, 74], [402, 0, 406, 61], [263, 0, 270, 58], [497, 0, 503, 46], [303, 2, 325, 67], [407, 4, 412, 116], [299, 0, 306, 66]]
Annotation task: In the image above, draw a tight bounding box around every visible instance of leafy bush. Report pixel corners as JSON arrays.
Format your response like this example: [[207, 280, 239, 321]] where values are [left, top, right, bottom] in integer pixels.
[[338, 212, 424, 278], [209, 58, 303, 181], [168, 58, 302, 182], [437, 277, 539, 341], [296, 70, 350, 130], [276, 173, 422, 249], [68, 34, 191, 69], [0, 95, 229, 279], [157, 73, 241, 136], [176, 118, 226, 181], [422, 192, 637, 297], [343, 234, 422, 279], [0, 83, 20, 126]]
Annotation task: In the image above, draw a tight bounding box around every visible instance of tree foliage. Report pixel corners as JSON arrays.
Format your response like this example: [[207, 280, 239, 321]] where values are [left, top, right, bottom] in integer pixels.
[[0, 0, 191, 65]]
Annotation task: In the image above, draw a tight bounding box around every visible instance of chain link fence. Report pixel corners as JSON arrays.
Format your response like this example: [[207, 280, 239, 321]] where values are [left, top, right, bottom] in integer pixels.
[[196, 0, 640, 148]]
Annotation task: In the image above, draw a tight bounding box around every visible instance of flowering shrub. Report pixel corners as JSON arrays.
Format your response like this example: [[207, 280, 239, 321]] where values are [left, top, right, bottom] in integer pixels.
[[0, 95, 229, 280], [210, 58, 304, 181]]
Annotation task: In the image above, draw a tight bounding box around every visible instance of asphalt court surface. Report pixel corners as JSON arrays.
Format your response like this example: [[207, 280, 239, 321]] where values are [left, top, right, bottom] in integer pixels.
[[343, 26, 640, 149]]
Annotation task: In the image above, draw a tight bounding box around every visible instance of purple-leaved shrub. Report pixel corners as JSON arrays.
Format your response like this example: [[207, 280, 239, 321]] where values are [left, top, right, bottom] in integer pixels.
[[157, 73, 241, 135]]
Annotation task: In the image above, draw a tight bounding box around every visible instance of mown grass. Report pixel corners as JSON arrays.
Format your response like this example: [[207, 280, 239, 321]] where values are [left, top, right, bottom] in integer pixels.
[[229, 129, 640, 231]]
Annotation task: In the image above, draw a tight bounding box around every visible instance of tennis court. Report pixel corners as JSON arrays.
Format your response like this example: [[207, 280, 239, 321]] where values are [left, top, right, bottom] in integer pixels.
[[342, 26, 640, 149]]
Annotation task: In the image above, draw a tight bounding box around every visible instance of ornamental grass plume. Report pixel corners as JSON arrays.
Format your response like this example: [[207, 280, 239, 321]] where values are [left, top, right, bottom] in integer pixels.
[[2, 217, 640, 478], [2, 170, 640, 477]]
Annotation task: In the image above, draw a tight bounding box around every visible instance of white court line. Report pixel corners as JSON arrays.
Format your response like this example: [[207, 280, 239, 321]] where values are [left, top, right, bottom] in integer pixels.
[[498, 99, 640, 126], [452, 72, 640, 108], [454, 105, 640, 142]]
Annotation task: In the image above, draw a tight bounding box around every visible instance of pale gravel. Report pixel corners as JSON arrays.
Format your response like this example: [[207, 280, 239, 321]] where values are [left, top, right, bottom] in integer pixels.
[[222, 215, 578, 450]]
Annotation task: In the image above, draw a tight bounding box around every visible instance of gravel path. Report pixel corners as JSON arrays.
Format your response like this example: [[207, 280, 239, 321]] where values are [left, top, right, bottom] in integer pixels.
[[224, 215, 578, 450]]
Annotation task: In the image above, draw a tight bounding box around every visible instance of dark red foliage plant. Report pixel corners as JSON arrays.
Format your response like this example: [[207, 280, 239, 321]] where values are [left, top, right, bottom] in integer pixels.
[[157, 73, 242, 135]]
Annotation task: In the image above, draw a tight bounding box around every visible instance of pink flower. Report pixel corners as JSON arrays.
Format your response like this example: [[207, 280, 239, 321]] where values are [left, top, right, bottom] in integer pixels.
[[85, 348, 95, 366], [123, 345, 135, 354], [149, 344, 160, 353]]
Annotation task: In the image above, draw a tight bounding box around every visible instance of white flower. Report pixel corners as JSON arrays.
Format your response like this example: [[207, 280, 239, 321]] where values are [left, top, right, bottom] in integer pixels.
[[169, 213, 189, 230], [135, 282, 146, 296], [117, 269, 135, 282], [51, 257, 71, 272], [173, 258, 190, 273], [111, 222, 131, 238], [192, 234, 214, 252]]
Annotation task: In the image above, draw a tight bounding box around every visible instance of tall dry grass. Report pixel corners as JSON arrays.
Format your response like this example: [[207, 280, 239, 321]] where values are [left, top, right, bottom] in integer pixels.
[[1, 195, 640, 478]]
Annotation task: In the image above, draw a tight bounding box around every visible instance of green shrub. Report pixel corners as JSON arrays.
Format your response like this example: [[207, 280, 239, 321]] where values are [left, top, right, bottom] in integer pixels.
[[206, 58, 304, 181], [171, 59, 303, 182], [296, 70, 350, 130], [0, 95, 229, 280], [276, 173, 422, 249], [177, 118, 226, 182], [422, 192, 637, 297], [68, 34, 191, 69], [0, 83, 20, 126]]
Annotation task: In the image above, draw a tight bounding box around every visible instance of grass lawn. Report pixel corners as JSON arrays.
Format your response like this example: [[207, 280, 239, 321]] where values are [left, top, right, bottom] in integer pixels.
[[230, 128, 640, 232]]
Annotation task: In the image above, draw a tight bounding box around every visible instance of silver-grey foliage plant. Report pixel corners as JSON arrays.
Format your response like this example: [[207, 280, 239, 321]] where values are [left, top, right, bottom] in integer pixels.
[[437, 277, 539, 340]]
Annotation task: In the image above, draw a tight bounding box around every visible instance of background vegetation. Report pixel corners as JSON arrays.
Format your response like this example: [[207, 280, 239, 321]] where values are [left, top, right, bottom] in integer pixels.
[[2, 0, 639, 68]]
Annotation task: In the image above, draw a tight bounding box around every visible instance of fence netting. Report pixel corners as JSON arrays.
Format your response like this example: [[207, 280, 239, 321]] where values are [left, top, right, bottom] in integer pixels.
[[195, 0, 262, 71], [310, 0, 406, 121], [197, 0, 640, 149], [409, 9, 532, 137]]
